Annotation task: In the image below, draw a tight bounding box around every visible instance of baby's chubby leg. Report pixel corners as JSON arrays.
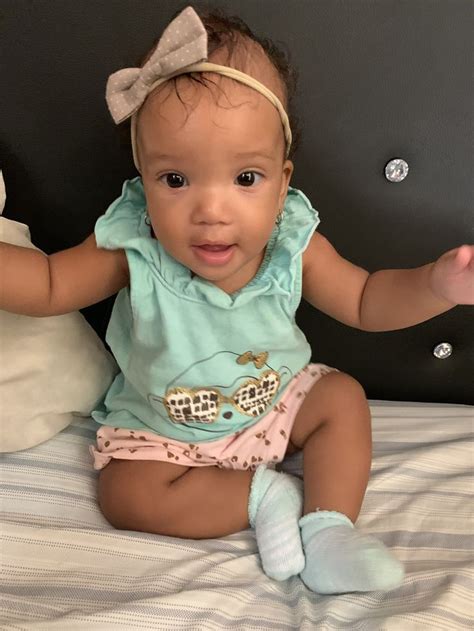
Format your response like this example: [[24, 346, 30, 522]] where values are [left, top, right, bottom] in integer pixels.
[[289, 371, 404, 593], [98, 459, 254, 539]]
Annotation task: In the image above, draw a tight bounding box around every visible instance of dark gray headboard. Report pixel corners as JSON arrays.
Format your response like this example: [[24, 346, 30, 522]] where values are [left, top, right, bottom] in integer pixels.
[[1, 0, 472, 404]]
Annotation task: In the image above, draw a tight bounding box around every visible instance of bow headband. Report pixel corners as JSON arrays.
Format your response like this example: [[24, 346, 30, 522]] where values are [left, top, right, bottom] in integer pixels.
[[106, 5, 292, 172]]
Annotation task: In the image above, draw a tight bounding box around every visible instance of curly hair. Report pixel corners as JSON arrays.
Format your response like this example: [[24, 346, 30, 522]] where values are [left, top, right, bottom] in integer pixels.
[[118, 2, 302, 162]]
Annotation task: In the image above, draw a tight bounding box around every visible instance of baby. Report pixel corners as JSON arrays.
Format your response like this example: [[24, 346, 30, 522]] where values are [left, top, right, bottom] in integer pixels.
[[1, 4, 473, 595]]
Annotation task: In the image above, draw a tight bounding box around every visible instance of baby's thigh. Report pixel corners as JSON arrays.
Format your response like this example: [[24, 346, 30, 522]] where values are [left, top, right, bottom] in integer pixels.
[[289, 371, 369, 449]]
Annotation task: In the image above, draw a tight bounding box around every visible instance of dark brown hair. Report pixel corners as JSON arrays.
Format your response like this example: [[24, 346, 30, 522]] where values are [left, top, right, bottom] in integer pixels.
[[118, 2, 302, 162]]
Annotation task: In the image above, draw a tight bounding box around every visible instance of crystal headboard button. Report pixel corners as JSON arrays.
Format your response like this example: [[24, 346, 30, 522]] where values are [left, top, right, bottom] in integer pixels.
[[433, 342, 453, 359], [385, 158, 409, 182]]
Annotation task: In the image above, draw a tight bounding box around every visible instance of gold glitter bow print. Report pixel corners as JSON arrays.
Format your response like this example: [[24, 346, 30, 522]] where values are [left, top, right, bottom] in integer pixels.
[[236, 351, 269, 369]]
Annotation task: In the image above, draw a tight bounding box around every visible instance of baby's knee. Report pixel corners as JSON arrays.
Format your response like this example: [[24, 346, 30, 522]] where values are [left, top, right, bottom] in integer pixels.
[[290, 371, 369, 448], [97, 459, 182, 535], [321, 371, 368, 402], [98, 462, 146, 532], [303, 370, 368, 412]]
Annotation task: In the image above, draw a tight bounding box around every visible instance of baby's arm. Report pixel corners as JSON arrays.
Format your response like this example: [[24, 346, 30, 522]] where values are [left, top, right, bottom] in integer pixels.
[[0, 234, 129, 317], [302, 232, 459, 332]]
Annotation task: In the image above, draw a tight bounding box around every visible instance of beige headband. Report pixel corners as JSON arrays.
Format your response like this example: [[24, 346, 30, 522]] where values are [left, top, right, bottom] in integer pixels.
[[105, 6, 292, 172]]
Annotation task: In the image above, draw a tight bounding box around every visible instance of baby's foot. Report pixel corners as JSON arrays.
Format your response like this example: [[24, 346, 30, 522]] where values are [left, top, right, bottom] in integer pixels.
[[248, 465, 305, 580], [299, 511, 405, 594]]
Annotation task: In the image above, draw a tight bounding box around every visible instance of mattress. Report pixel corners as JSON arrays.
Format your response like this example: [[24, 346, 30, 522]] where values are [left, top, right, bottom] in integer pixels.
[[1, 400, 473, 630]]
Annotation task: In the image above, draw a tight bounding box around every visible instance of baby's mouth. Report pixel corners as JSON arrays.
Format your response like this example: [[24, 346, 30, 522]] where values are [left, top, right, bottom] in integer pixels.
[[198, 244, 233, 252], [191, 243, 237, 266]]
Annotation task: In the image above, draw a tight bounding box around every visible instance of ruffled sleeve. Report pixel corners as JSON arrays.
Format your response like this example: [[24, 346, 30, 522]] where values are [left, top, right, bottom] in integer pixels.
[[253, 186, 320, 314], [95, 177, 149, 250], [94, 176, 171, 277]]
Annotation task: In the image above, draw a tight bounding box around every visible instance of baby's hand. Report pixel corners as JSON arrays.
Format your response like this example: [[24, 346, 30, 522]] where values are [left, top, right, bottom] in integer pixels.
[[429, 245, 474, 305]]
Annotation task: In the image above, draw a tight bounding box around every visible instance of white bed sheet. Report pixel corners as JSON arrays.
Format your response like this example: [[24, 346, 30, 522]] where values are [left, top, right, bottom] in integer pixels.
[[1, 400, 473, 630]]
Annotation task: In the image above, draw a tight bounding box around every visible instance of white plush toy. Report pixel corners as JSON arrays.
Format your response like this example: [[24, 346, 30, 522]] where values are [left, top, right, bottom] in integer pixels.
[[0, 170, 118, 452]]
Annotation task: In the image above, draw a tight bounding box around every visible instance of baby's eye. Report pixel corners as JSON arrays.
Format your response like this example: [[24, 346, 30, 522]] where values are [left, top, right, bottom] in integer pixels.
[[236, 171, 263, 187], [159, 173, 186, 188]]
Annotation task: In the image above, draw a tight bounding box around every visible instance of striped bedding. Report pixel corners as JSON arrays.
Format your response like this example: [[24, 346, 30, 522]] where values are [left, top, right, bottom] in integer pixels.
[[1, 400, 472, 630]]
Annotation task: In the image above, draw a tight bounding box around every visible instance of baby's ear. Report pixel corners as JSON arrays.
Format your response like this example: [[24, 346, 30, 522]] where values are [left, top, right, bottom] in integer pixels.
[[283, 159, 294, 184], [280, 159, 294, 201], [0, 170, 5, 215]]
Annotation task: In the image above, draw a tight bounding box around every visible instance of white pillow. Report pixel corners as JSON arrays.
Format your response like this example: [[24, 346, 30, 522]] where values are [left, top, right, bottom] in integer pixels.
[[0, 170, 118, 452]]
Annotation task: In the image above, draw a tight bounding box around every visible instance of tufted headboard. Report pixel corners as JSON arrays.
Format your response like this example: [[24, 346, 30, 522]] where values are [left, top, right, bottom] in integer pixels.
[[1, 0, 472, 404]]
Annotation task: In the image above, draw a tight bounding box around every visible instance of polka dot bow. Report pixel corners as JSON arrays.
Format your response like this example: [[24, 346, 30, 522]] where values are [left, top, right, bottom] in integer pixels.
[[106, 6, 207, 124], [105, 5, 292, 167]]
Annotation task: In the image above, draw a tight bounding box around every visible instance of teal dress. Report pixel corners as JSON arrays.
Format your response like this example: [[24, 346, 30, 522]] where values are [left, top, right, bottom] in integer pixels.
[[91, 177, 320, 443]]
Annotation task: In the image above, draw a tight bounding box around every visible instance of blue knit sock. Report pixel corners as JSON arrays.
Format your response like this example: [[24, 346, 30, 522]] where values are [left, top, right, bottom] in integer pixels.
[[299, 510, 405, 594], [248, 465, 305, 581]]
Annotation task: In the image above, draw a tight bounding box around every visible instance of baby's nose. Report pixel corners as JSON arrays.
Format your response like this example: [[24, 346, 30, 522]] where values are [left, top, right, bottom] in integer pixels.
[[191, 191, 232, 224]]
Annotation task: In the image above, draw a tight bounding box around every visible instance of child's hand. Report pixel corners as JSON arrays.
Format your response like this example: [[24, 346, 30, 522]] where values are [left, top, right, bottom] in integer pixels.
[[429, 245, 474, 305]]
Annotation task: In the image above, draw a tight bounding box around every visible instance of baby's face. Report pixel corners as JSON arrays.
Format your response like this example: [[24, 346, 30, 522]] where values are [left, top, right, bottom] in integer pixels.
[[136, 76, 294, 294]]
